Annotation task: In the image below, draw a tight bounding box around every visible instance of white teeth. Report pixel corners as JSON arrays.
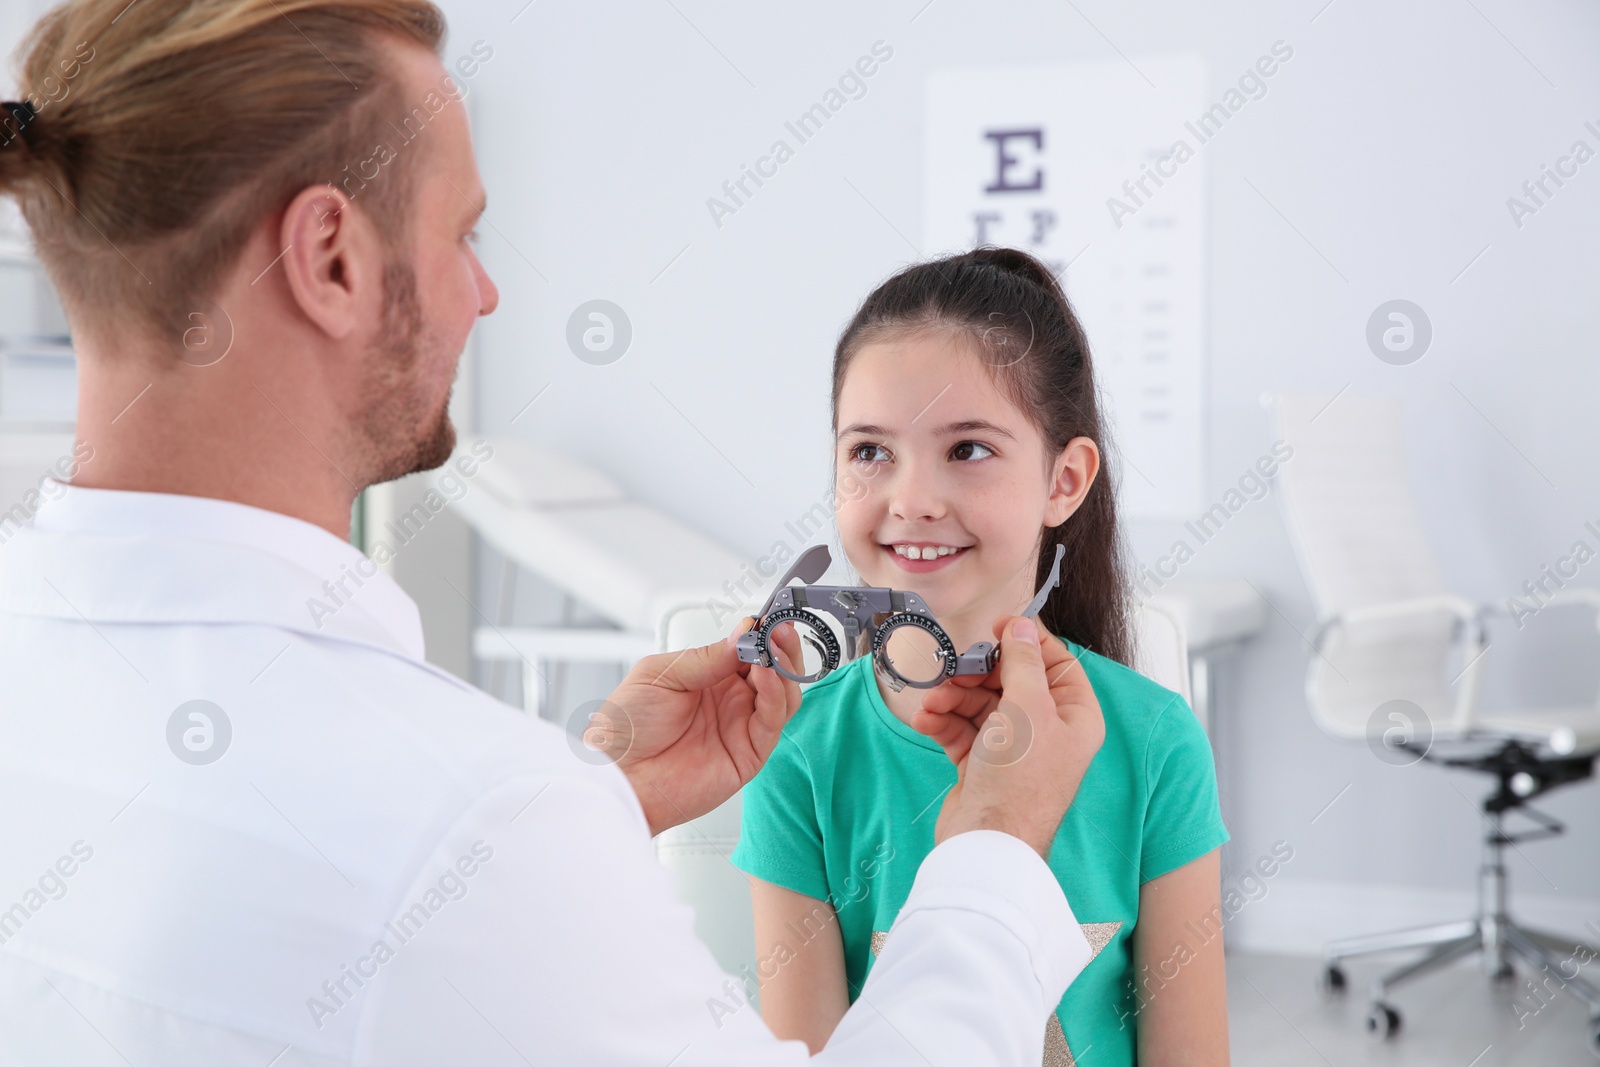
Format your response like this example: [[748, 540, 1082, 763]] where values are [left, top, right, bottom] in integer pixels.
[[893, 544, 963, 560]]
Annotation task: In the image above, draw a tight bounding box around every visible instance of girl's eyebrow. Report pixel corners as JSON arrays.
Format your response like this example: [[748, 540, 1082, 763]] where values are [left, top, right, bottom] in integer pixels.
[[836, 418, 1017, 441], [930, 418, 1016, 441]]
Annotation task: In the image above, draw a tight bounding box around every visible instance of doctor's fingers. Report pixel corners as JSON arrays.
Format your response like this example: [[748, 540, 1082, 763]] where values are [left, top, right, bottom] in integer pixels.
[[918, 676, 999, 720], [992, 616, 1052, 716], [908, 705, 981, 766], [914, 685, 1003, 768], [764, 618, 804, 675], [638, 620, 770, 693], [750, 642, 803, 722], [1037, 635, 1101, 732]]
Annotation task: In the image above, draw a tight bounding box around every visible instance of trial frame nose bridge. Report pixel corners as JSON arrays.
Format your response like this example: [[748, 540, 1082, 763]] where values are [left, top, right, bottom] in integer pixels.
[[736, 543, 1064, 690]]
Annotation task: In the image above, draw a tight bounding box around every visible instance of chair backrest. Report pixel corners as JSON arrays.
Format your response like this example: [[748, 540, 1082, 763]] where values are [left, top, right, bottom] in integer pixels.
[[1266, 393, 1460, 737], [1135, 598, 1193, 717], [1268, 394, 1447, 613], [650, 597, 1195, 990]]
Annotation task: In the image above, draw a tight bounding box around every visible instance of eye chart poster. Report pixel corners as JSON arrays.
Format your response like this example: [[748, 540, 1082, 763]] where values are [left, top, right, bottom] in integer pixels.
[[924, 56, 1207, 519]]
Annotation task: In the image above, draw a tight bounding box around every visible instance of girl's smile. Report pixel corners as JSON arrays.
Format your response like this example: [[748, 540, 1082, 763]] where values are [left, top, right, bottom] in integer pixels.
[[883, 540, 972, 573]]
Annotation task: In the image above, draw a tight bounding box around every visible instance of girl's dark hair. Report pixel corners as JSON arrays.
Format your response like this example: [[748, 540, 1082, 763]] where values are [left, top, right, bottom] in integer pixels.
[[831, 246, 1134, 667]]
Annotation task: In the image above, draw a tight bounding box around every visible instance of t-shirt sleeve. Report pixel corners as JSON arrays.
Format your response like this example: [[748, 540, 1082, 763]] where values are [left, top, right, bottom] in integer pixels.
[[729, 732, 831, 902], [1139, 693, 1229, 883]]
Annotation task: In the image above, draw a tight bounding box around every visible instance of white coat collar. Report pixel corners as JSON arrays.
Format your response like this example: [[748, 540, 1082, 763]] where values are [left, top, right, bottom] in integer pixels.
[[0, 479, 428, 663]]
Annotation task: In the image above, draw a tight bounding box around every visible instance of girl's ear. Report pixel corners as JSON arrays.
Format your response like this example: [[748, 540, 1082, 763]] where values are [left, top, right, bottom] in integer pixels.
[[1044, 436, 1100, 527]]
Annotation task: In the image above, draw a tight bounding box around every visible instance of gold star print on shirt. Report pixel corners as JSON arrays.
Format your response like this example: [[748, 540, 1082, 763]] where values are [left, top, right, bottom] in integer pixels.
[[870, 921, 1122, 1067]]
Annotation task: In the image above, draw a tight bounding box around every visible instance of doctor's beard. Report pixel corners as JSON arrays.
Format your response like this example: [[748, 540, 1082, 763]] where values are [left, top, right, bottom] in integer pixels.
[[356, 258, 458, 487]]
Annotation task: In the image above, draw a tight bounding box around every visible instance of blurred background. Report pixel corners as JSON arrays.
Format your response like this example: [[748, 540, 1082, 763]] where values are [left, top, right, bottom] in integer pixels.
[[1, 0, 1597, 1062]]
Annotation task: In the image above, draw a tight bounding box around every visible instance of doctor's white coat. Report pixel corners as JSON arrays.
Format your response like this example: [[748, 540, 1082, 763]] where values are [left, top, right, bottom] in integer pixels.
[[0, 481, 1089, 1065]]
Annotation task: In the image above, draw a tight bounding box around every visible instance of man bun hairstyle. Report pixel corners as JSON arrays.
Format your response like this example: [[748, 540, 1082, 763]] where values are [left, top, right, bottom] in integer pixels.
[[0, 0, 445, 342]]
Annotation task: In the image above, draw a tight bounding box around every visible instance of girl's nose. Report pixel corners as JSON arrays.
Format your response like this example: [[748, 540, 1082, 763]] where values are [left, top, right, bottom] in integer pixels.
[[886, 465, 947, 523]]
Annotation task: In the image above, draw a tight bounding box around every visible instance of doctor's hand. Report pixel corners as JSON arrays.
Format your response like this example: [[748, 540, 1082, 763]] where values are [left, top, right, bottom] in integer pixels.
[[909, 616, 1105, 860], [597, 617, 802, 837]]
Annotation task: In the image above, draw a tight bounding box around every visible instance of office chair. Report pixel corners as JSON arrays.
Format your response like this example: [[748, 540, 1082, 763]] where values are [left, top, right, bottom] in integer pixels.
[[1266, 392, 1600, 1051]]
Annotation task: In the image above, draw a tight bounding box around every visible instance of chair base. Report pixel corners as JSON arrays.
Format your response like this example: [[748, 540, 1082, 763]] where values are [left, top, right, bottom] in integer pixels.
[[1320, 813, 1600, 1053], [1325, 917, 1600, 1020]]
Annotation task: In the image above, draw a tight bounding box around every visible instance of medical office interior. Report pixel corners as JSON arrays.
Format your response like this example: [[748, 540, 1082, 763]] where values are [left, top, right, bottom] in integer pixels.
[[1, 0, 1597, 1063]]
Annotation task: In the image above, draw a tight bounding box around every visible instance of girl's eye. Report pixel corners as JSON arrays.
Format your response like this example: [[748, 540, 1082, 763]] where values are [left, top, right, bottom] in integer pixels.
[[465, 229, 482, 245], [850, 443, 890, 464], [951, 441, 994, 462]]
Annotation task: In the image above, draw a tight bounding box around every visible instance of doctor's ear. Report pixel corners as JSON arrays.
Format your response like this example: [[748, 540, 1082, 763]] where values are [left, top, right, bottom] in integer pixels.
[[1043, 436, 1100, 527], [277, 184, 382, 341]]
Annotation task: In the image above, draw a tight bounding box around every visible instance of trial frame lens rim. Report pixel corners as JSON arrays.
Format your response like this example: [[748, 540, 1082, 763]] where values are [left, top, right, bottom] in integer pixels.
[[872, 611, 958, 689], [757, 607, 841, 684]]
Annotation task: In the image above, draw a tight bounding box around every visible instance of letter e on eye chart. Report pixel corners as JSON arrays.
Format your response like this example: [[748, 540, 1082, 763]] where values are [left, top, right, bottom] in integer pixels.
[[923, 56, 1207, 518]]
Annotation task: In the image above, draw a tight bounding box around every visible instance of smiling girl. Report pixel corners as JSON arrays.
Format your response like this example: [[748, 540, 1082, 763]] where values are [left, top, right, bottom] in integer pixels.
[[727, 248, 1229, 1065]]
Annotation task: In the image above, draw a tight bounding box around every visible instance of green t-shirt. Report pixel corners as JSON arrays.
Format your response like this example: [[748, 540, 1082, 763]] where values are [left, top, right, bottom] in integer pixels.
[[729, 636, 1228, 1067]]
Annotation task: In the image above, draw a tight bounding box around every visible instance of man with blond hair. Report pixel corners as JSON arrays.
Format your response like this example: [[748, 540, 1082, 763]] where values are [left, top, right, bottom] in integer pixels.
[[0, 2, 1104, 1063]]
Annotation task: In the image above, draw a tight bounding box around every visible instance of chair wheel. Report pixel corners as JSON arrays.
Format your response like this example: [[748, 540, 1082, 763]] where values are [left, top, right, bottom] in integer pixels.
[[1490, 963, 1515, 982], [1366, 1002, 1401, 1039], [1588, 1016, 1600, 1059], [1321, 964, 1347, 993]]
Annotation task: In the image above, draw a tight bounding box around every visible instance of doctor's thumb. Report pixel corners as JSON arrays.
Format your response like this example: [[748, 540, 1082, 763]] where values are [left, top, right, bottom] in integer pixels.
[[642, 632, 741, 692], [995, 615, 1049, 706]]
